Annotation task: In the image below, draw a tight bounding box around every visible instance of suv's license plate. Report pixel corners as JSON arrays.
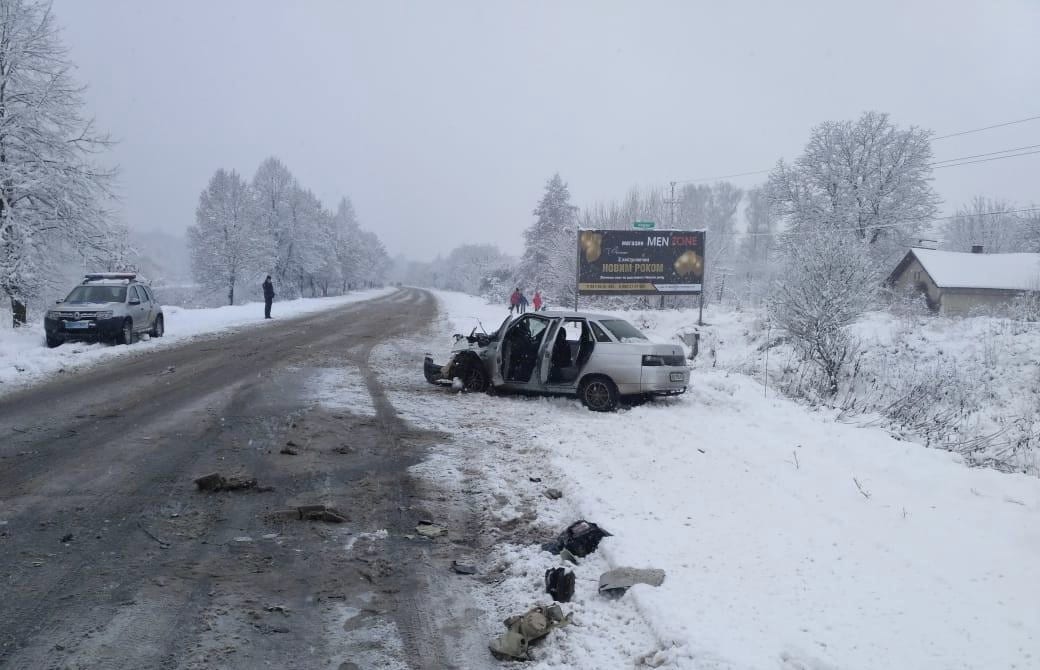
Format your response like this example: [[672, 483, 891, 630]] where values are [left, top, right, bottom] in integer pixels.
[[65, 320, 90, 329], [669, 372, 684, 382]]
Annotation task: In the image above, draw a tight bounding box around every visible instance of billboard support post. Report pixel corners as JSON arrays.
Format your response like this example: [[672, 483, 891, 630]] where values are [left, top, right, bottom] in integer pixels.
[[698, 291, 704, 326]]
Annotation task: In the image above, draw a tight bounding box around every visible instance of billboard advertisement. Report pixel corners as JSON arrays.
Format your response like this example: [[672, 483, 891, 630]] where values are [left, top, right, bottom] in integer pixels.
[[577, 229, 705, 295]]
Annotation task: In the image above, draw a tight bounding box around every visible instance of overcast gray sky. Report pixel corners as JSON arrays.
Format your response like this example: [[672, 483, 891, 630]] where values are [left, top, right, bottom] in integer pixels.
[[53, 0, 1040, 259]]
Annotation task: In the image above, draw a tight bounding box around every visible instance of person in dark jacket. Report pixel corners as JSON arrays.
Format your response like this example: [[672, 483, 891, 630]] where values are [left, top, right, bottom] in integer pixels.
[[262, 275, 275, 318]]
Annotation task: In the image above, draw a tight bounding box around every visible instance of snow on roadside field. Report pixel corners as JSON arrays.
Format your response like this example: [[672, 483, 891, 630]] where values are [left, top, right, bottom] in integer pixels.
[[0, 288, 393, 397], [417, 290, 1040, 669]]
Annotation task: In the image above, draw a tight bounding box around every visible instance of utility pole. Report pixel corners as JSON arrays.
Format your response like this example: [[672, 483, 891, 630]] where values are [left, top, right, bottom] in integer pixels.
[[662, 181, 679, 309]]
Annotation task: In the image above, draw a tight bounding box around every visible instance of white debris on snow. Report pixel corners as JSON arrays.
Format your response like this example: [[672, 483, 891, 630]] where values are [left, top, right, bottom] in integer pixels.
[[392, 290, 1040, 669], [0, 289, 392, 397]]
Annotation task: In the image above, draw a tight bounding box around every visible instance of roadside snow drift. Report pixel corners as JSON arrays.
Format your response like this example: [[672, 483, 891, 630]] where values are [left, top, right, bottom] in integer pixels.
[[419, 290, 1040, 669], [0, 289, 392, 397]]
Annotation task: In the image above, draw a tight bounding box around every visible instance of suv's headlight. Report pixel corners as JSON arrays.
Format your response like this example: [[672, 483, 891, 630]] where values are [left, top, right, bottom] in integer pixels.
[[94, 310, 113, 319], [46, 310, 60, 319], [642, 355, 666, 366]]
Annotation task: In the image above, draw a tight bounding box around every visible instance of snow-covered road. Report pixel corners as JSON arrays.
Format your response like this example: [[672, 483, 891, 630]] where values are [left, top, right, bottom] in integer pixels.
[[403, 291, 1040, 669], [0, 289, 393, 397]]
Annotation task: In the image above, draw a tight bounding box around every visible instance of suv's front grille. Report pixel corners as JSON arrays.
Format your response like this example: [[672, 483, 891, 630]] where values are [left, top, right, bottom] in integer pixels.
[[58, 312, 98, 320]]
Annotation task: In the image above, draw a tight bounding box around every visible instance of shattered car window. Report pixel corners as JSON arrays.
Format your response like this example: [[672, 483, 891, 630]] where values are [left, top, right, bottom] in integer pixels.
[[599, 319, 648, 343]]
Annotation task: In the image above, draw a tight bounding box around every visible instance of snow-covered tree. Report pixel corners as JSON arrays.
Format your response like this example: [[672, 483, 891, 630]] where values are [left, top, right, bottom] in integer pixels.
[[187, 169, 267, 305], [517, 173, 578, 304], [734, 185, 777, 305], [767, 111, 939, 267], [0, 0, 117, 325], [769, 226, 879, 395], [436, 244, 513, 296], [941, 197, 1024, 253], [677, 182, 743, 301], [1022, 211, 1040, 253], [251, 157, 294, 286]]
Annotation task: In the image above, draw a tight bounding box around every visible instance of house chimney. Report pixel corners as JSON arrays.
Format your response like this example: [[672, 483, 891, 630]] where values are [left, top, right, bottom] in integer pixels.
[[971, 245, 984, 254]]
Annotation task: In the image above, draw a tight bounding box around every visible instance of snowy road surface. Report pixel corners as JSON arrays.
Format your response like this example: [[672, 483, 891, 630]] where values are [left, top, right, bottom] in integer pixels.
[[0, 288, 394, 398], [0, 288, 487, 669]]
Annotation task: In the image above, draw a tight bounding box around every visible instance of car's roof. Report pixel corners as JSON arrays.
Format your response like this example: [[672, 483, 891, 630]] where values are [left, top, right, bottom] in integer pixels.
[[537, 310, 625, 321], [80, 279, 135, 286]]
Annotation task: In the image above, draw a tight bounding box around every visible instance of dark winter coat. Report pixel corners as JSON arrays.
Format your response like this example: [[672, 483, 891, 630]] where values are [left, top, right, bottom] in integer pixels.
[[263, 279, 275, 300]]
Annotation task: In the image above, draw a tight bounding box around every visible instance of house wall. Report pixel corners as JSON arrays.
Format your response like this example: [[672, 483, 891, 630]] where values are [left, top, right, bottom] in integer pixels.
[[891, 256, 941, 307], [938, 288, 1027, 316]]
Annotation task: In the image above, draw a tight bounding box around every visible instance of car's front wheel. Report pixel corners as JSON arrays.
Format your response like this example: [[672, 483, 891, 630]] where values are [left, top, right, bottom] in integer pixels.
[[119, 318, 134, 345], [150, 314, 164, 338], [46, 334, 63, 349], [579, 376, 619, 412], [454, 359, 489, 393]]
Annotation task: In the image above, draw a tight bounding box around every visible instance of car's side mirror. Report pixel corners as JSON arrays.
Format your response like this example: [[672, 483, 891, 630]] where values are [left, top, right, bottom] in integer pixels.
[[55, 299, 61, 304], [129, 299, 140, 305]]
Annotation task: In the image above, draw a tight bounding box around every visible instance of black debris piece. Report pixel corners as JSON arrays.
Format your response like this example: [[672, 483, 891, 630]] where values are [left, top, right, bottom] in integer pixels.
[[451, 560, 477, 575], [194, 472, 260, 492], [543, 488, 563, 500], [544, 567, 575, 603], [296, 505, 347, 523], [541, 520, 612, 558]]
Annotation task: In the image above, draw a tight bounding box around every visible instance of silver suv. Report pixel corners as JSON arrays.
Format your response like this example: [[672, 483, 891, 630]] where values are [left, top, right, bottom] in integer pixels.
[[44, 273, 165, 348], [424, 311, 690, 411]]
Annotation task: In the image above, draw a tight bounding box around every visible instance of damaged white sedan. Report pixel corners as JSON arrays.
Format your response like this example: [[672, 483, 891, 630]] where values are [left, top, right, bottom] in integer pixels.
[[424, 311, 690, 411]]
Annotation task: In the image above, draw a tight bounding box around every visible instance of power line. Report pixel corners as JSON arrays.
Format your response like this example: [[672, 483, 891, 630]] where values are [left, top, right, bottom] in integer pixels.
[[933, 149, 1040, 170], [670, 114, 1040, 185], [932, 114, 1040, 140], [931, 143, 1040, 165], [673, 169, 771, 185], [737, 206, 1040, 238]]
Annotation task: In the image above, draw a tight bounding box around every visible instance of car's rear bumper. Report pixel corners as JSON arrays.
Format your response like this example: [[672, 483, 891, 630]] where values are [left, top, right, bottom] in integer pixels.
[[639, 366, 691, 395], [45, 316, 123, 341]]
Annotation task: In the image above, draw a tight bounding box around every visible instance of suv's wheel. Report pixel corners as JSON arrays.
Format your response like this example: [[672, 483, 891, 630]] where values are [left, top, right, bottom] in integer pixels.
[[579, 376, 619, 412], [119, 318, 134, 345], [454, 359, 489, 393], [150, 314, 164, 338], [46, 335, 63, 349]]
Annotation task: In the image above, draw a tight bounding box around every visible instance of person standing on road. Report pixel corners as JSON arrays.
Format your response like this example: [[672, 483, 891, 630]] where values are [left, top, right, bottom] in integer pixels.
[[509, 288, 521, 314], [263, 275, 275, 319], [532, 290, 543, 312], [518, 290, 529, 314]]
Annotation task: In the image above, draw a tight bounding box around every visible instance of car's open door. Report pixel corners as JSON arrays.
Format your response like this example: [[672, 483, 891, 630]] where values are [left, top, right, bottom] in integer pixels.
[[537, 318, 563, 386], [490, 315, 513, 387]]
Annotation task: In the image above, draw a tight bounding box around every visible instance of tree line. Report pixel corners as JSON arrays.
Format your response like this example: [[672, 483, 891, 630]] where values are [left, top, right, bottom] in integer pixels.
[[187, 158, 389, 305]]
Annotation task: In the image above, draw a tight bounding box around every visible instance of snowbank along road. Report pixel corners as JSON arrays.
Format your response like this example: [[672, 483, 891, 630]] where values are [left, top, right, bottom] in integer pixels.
[[0, 288, 487, 669]]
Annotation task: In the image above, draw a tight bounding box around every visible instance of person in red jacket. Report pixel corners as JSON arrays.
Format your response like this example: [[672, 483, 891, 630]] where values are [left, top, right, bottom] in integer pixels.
[[509, 288, 521, 314], [532, 290, 543, 312]]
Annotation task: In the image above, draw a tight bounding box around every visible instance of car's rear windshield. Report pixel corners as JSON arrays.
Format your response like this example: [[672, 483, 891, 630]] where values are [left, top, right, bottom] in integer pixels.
[[599, 319, 648, 342], [65, 285, 127, 303]]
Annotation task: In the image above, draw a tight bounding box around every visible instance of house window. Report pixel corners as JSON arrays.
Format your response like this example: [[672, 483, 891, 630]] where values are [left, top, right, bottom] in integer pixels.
[[913, 271, 921, 281]]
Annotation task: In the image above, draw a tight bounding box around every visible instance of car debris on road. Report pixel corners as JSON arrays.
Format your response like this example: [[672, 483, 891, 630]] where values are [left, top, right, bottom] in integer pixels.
[[598, 567, 666, 599], [542, 520, 611, 558], [488, 604, 571, 662]]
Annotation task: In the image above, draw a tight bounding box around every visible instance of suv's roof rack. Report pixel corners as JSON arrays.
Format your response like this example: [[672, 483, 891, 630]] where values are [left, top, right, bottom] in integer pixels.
[[84, 272, 137, 281]]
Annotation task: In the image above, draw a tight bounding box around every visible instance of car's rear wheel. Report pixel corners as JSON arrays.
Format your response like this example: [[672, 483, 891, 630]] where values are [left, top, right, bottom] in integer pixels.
[[579, 376, 619, 412], [119, 318, 134, 345], [150, 314, 164, 338], [454, 359, 489, 393]]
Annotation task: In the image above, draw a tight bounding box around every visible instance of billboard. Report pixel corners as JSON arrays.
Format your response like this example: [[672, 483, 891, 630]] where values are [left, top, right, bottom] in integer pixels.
[[577, 229, 705, 295]]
